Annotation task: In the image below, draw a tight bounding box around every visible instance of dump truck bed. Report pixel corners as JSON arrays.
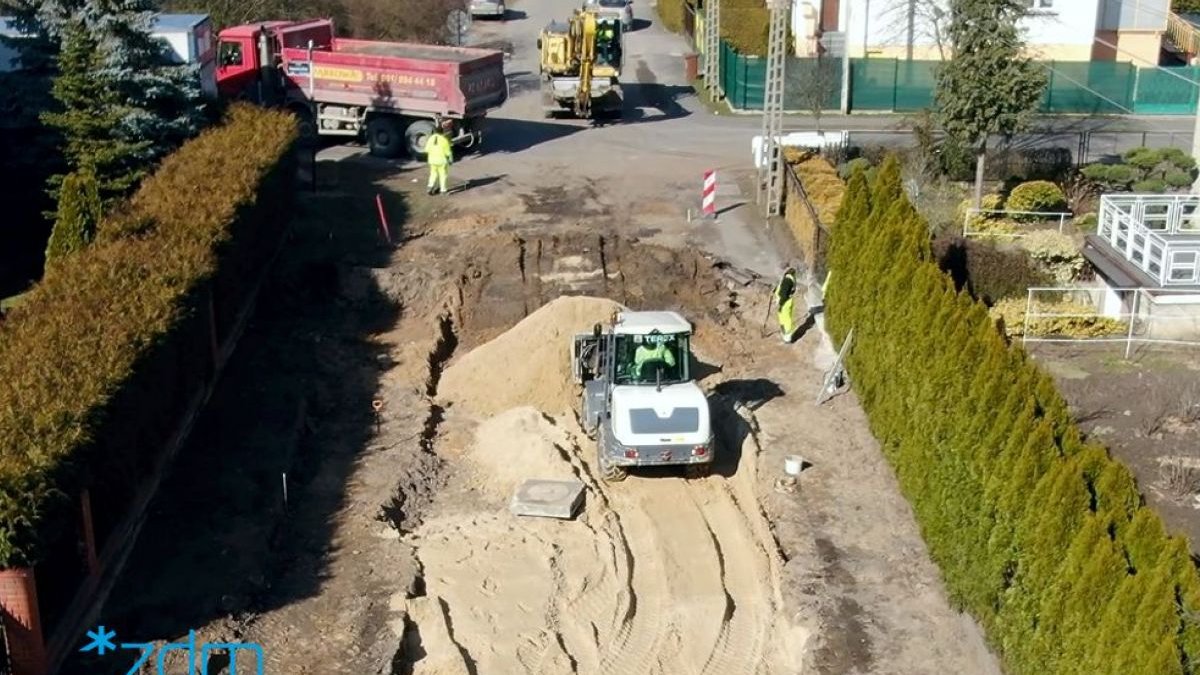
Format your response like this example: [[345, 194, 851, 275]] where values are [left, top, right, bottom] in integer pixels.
[[335, 40, 486, 63], [279, 36, 507, 117]]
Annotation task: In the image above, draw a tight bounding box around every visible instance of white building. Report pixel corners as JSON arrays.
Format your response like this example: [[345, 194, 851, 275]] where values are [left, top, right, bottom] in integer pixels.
[[793, 0, 1167, 63], [1084, 194, 1200, 337]]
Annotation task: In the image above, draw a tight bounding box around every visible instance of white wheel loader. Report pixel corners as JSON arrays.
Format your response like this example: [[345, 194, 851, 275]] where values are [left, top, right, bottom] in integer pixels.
[[571, 311, 714, 482]]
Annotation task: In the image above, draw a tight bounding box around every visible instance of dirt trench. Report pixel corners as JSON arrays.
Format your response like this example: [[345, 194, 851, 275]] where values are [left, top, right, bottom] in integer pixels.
[[67, 180, 995, 675], [373, 226, 805, 674]]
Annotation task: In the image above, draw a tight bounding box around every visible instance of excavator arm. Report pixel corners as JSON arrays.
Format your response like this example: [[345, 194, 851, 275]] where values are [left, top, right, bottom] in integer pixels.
[[572, 10, 597, 118]]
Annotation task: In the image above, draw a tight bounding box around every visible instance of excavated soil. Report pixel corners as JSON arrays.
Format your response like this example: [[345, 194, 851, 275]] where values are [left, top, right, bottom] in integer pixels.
[[438, 297, 622, 416], [405, 294, 799, 673], [69, 180, 999, 675]]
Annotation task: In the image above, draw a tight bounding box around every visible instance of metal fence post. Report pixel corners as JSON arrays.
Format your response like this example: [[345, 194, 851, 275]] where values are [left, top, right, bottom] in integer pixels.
[[1046, 60, 1055, 112], [1023, 288, 1033, 348], [1124, 289, 1139, 360], [891, 58, 899, 111]]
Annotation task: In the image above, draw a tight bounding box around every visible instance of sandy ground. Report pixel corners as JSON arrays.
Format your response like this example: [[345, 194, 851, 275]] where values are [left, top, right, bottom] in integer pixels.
[[63, 2, 1001, 673]]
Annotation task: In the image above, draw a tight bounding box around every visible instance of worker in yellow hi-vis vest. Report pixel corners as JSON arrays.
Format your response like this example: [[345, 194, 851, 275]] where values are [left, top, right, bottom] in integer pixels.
[[424, 126, 453, 196], [774, 264, 799, 343]]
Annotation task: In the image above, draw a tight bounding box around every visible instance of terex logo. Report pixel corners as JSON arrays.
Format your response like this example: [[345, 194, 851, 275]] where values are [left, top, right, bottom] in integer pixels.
[[80, 625, 265, 675]]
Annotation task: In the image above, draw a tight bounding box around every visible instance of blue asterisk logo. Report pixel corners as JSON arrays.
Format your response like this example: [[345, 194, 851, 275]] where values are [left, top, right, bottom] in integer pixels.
[[80, 625, 117, 655]]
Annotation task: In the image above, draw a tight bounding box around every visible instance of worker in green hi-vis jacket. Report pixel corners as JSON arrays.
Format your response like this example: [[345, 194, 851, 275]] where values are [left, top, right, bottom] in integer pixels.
[[774, 264, 799, 343], [632, 334, 676, 380]]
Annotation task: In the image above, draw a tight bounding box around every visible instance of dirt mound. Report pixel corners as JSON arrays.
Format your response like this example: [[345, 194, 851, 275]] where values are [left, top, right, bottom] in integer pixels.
[[439, 296, 621, 415], [464, 407, 580, 498]]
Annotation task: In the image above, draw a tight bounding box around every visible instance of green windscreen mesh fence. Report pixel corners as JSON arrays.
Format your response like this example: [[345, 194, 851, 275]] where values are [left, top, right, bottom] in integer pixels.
[[717, 40, 1200, 115], [1040, 60, 1135, 113], [1133, 66, 1200, 114]]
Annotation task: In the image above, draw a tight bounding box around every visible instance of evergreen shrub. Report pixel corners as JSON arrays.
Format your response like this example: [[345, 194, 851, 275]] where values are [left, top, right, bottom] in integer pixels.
[[825, 155, 1200, 675], [1016, 230, 1085, 284], [935, 237, 1051, 306], [989, 297, 1126, 339], [721, 0, 769, 55], [657, 0, 687, 34], [0, 104, 296, 567], [1005, 180, 1068, 221], [45, 169, 102, 262]]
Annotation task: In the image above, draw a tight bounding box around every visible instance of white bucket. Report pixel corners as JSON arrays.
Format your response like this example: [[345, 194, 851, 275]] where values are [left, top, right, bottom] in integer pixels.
[[784, 455, 804, 476]]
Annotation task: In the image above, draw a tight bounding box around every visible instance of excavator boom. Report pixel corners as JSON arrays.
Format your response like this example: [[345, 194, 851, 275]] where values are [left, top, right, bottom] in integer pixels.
[[576, 11, 595, 117]]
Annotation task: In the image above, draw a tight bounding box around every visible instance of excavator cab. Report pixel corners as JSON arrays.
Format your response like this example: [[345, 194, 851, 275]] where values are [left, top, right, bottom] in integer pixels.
[[593, 17, 622, 69]]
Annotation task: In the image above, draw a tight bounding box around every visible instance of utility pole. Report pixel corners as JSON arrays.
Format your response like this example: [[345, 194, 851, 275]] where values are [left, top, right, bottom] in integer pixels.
[[839, 1, 851, 114], [757, 0, 789, 217], [704, 0, 722, 96]]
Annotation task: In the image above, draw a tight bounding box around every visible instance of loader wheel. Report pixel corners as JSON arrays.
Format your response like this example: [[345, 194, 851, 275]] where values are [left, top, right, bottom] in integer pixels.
[[366, 116, 405, 159], [598, 446, 628, 482], [601, 462, 628, 482], [685, 463, 712, 480]]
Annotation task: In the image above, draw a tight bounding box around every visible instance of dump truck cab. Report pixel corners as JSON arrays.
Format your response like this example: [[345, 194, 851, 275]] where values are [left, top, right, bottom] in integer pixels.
[[573, 311, 714, 482]]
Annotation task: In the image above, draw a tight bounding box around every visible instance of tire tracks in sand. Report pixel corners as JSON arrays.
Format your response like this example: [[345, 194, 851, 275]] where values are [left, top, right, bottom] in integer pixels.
[[398, 408, 797, 674]]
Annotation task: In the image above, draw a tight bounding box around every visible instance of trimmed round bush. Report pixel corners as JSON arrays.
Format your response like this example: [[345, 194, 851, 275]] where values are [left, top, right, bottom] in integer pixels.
[[1132, 178, 1167, 193], [1005, 180, 1068, 221], [1165, 172, 1193, 189]]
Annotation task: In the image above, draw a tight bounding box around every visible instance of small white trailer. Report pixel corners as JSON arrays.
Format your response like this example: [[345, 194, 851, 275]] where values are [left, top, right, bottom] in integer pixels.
[[0, 13, 217, 98]]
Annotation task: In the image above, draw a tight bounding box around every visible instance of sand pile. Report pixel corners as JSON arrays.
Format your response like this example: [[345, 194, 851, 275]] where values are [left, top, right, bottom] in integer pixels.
[[439, 295, 621, 415], [464, 407, 580, 498]]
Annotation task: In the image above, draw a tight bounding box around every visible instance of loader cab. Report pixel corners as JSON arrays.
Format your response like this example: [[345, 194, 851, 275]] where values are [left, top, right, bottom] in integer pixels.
[[611, 312, 693, 386], [614, 331, 690, 385]]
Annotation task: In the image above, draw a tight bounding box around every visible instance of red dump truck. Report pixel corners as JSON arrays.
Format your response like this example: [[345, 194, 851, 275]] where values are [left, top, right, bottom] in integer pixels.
[[216, 19, 508, 158]]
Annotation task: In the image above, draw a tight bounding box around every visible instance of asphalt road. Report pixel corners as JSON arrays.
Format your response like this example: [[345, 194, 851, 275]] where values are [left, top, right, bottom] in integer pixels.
[[465, 5, 1195, 160]]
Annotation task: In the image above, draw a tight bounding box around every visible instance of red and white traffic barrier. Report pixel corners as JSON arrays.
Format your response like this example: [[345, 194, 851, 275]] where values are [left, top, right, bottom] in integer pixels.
[[702, 169, 717, 218]]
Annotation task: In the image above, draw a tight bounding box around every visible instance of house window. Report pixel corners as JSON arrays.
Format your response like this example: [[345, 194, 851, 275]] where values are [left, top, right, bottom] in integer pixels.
[[1025, 0, 1053, 10], [1168, 251, 1199, 283]]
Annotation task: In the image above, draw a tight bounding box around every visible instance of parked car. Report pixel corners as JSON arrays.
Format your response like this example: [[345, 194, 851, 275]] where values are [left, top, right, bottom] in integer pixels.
[[586, 0, 634, 30], [470, 0, 507, 18]]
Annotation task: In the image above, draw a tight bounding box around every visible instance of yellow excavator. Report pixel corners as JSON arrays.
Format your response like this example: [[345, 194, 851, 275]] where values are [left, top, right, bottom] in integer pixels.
[[537, 7, 624, 118]]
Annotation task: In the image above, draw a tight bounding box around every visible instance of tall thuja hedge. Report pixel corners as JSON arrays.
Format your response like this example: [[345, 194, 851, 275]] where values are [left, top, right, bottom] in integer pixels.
[[825, 157, 1200, 675], [0, 104, 296, 568]]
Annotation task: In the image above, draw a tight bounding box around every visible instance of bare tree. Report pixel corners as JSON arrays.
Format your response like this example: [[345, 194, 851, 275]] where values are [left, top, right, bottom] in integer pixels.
[[875, 0, 950, 60], [792, 58, 840, 133]]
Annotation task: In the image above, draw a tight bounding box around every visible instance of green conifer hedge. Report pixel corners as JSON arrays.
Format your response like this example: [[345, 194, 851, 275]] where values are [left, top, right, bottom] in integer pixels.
[[825, 157, 1200, 675], [0, 104, 296, 568], [44, 169, 102, 262], [657, 0, 688, 34]]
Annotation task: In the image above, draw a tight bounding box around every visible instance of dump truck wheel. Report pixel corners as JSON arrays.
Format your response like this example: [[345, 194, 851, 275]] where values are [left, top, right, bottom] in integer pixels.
[[367, 116, 405, 159], [291, 106, 318, 148], [405, 120, 436, 160]]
